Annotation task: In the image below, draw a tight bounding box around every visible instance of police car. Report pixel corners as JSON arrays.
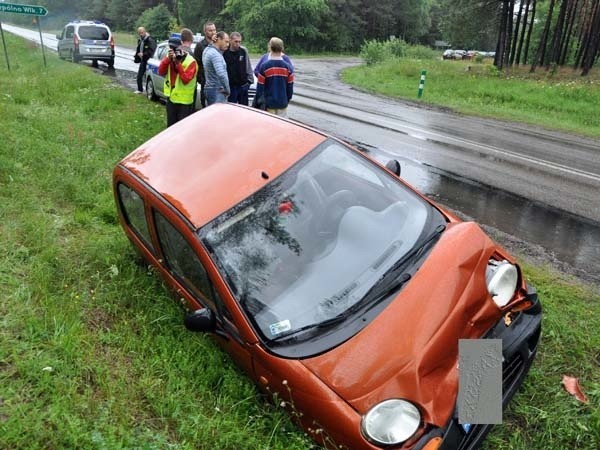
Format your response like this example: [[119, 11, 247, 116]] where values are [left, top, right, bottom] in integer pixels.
[[56, 20, 114, 68]]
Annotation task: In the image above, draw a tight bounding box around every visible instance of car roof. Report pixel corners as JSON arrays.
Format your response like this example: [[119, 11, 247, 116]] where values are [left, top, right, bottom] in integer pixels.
[[118, 104, 327, 228]]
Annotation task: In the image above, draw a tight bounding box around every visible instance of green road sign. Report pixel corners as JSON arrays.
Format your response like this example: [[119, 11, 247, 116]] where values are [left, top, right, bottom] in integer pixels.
[[0, 3, 48, 16]]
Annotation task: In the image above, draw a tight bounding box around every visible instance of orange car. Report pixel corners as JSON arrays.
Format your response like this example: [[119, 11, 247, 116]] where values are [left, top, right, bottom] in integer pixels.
[[113, 104, 541, 449]]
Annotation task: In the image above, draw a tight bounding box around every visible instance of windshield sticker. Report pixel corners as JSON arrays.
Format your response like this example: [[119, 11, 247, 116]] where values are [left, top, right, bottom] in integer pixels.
[[269, 319, 292, 336], [371, 240, 402, 270], [216, 207, 255, 233]]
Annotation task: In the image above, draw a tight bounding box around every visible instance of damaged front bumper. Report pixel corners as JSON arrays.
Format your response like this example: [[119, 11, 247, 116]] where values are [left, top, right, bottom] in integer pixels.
[[414, 284, 542, 450]]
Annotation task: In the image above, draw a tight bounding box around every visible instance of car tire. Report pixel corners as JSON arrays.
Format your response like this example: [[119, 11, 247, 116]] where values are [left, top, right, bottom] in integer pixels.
[[146, 78, 158, 101], [92, 60, 99, 68]]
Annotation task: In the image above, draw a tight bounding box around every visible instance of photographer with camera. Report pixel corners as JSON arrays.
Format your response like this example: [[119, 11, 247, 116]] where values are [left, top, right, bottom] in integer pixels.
[[157, 35, 198, 127]]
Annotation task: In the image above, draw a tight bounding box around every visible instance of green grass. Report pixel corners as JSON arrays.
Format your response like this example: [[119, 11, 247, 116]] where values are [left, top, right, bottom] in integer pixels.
[[113, 31, 138, 49], [1, 34, 599, 449], [342, 57, 600, 138]]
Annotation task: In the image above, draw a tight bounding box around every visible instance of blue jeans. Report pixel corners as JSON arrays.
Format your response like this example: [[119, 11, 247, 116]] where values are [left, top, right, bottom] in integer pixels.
[[228, 84, 250, 106], [205, 87, 228, 106]]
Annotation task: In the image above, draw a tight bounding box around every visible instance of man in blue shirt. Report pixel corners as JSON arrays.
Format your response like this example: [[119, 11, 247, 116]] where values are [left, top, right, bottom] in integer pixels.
[[255, 37, 294, 117], [202, 31, 230, 106]]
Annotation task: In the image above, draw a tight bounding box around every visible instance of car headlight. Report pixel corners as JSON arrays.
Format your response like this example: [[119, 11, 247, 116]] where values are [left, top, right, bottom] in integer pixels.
[[361, 399, 421, 446], [486, 259, 518, 307]]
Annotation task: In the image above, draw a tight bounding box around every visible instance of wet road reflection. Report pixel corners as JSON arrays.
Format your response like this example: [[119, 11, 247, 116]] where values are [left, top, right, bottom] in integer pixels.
[[364, 148, 600, 284]]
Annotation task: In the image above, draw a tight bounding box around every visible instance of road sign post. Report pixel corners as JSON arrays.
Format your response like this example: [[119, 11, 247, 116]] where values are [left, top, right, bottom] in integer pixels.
[[417, 69, 427, 99], [0, 21, 10, 70], [0, 3, 49, 69]]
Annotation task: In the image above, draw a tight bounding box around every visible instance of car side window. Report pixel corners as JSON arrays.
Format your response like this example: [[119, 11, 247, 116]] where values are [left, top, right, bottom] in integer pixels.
[[153, 211, 235, 323], [117, 183, 155, 253], [156, 45, 168, 60], [65, 26, 73, 39], [154, 211, 216, 301]]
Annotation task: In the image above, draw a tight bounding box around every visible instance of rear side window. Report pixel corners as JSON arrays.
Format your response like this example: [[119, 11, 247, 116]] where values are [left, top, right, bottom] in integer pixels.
[[78, 26, 109, 40], [117, 183, 154, 253]]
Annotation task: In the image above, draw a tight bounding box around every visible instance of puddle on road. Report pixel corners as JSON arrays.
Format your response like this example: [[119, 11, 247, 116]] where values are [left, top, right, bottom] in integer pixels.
[[362, 146, 600, 283]]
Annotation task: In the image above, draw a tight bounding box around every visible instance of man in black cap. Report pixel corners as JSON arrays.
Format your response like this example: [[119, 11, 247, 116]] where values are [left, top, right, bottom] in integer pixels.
[[157, 37, 198, 126]]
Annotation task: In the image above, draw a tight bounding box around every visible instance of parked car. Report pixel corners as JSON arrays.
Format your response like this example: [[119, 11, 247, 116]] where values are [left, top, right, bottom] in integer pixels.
[[442, 49, 454, 60], [453, 50, 467, 60], [113, 104, 542, 450], [145, 40, 256, 109], [56, 20, 114, 68]]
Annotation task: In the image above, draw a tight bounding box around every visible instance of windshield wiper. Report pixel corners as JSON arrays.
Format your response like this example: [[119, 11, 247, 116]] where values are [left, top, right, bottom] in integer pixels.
[[359, 223, 446, 305]]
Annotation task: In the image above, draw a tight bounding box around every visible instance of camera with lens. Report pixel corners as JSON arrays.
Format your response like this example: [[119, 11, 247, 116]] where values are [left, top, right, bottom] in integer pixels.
[[168, 37, 184, 60], [173, 48, 185, 60]]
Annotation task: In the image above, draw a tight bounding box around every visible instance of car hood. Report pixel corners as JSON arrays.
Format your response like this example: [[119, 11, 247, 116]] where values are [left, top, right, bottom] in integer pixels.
[[300, 221, 503, 427]]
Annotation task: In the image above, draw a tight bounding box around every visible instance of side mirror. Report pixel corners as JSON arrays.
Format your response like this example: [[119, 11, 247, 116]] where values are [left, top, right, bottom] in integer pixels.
[[385, 159, 401, 177], [56, 34, 61, 39], [184, 308, 216, 333]]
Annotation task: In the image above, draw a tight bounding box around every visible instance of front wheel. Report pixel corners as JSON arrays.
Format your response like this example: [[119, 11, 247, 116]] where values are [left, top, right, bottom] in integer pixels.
[[146, 78, 157, 101]]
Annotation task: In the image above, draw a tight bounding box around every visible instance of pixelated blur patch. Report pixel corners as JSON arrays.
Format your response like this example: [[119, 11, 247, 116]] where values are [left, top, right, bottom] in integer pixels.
[[458, 339, 502, 425]]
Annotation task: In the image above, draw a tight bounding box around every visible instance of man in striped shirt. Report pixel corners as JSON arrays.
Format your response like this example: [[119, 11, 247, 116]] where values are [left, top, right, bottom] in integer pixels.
[[255, 37, 294, 117]]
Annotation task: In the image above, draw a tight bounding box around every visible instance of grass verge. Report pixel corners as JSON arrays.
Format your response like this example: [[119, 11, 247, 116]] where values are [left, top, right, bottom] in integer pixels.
[[1, 35, 598, 449], [341, 57, 600, 138]]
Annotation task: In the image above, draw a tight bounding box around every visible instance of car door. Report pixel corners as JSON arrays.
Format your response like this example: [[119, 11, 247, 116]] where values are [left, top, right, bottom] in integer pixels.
[[62, 25, 74, 57], [150, 205, 255, 376], [147, 43, 169, 99]]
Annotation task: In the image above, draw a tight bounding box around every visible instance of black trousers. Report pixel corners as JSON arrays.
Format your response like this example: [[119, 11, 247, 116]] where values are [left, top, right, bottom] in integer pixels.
[[136, 61, 146, 92], [166, 100, 194, 127]]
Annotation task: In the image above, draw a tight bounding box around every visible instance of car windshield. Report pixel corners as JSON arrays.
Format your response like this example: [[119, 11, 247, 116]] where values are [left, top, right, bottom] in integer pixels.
[[201, 140, 444, 347], [78, 26, 109, 40]]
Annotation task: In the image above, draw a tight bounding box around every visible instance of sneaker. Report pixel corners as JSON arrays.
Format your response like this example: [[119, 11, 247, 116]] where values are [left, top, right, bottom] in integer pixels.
[[134, 90, 143, 94]]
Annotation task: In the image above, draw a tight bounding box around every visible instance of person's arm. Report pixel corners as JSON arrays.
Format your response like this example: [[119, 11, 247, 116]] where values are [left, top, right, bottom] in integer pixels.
[[254, 53, 267, 77], [242, 47, 254, 85], [194, 42, 206, 84], [215, 56, 230, 94], [286, 66, 294, 101], [256, 68, 265, 99], [146, 36, 156, 57], [157, 56, 170, 76]]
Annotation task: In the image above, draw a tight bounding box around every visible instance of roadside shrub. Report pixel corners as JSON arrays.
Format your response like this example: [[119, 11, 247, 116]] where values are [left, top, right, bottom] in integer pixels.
[[405, 45, 439, 60], [387, 39, 408, 58], [137, 4, 174, 41], [360, 39, 387, 65]]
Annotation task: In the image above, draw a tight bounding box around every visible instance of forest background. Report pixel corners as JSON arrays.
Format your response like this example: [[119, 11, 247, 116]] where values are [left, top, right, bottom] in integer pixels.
[[7, 0, 600, 75]]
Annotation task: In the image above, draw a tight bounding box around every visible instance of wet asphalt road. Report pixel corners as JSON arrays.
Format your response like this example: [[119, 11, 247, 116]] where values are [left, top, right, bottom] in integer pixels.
[[5, 25, 600, 284]]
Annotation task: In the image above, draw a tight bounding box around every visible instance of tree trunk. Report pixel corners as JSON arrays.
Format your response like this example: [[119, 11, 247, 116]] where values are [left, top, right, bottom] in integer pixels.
[[523, 0, 537, 64], [546, 0, 569, 69], [559, 0, 579, 65], [530, 0, 556, 72], [495, 0, 510, 69], [510, 0, 526, 65], [581, 0, 600, 75], [575, 0, 599, 69], [504, 0, 515, 67]]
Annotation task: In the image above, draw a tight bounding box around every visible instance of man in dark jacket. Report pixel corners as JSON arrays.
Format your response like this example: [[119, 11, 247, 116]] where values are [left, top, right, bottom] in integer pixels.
[[193, 22, 217, 108], [134, 27, 156, 94], [223, 32, 253, 105]]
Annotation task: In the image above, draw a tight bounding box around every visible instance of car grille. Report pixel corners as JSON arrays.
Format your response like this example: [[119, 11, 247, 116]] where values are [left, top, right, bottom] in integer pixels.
[[502, 352, 525, 395]]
